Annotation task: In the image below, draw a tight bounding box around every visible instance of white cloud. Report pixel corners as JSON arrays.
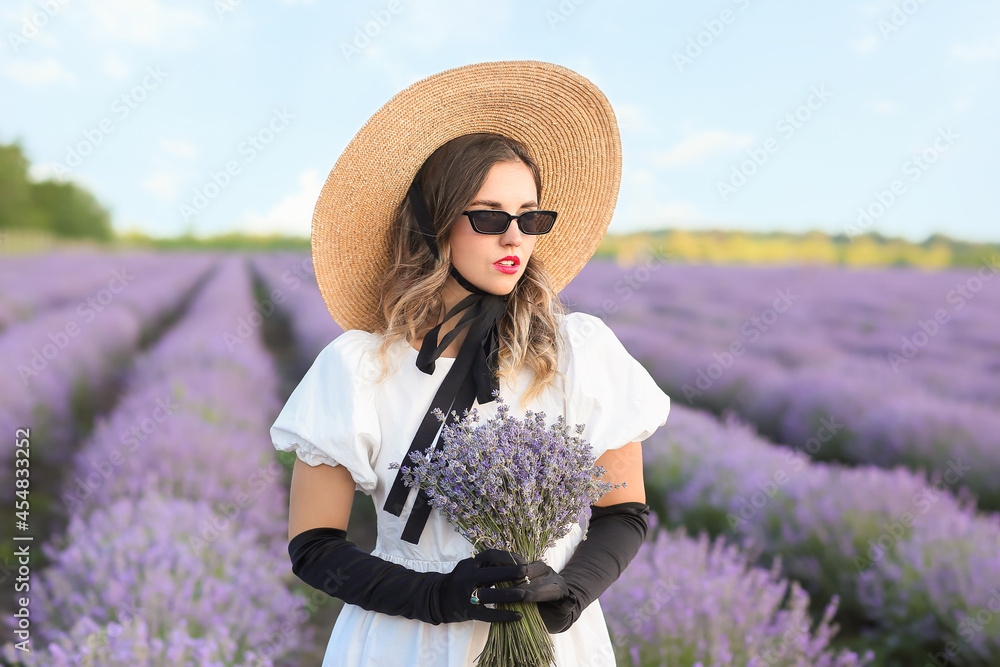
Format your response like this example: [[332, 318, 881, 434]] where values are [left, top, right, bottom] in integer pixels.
[[79, 0, 209, 49], [2, 3, 67, 51], [159, 138, 198, 160], [391, 0, 512, 56], [2, 56, 76, 86], [614, 198, 706, 234], [28, 161, 84, 184], [27, 162, 63, 182], [103, 50, 131, 79], [953, 97, 972, 112], [27, 164, 106, 202], [615, 103, 656, 137], [874, 100, 897, 114], [653, 130, 755, 168], [339, 1, 516, 91], [653, 201, 705, 225], [849, 35, 878, 54], [951, 39, 1000, 62], [857, 0, 909, 16], [238, 168, 324, 236], [141, 169, 180, 200], [627, 168, 656, 187]]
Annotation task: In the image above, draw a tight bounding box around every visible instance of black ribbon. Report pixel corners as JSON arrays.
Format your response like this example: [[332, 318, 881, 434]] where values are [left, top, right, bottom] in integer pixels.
[[382, 181, 510, 544]]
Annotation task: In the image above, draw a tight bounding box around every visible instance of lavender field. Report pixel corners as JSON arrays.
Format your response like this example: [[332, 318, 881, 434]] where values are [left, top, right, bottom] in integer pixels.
[[1, 250, 997, 666]]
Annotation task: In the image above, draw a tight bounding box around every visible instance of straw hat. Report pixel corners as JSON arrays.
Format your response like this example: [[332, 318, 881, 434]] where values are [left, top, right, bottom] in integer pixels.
[[311, 59, 622, 333]]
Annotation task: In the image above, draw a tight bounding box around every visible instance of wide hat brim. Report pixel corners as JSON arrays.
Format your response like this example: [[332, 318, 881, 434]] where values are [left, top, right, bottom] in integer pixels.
[[312, 59, 622, 333]]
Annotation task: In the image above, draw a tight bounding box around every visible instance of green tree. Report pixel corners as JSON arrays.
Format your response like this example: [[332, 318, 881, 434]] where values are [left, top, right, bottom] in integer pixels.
[[0, 140, 47, 231], [30, 179, 113, 240], [0, 140, 113, 241]]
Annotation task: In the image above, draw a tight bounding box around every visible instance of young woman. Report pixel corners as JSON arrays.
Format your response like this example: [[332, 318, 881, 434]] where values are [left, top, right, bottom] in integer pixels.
[[271, 61, 670, 666]]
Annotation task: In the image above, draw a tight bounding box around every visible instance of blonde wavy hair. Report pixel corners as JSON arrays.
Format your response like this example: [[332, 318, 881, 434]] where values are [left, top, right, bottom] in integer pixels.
[[371, 133, 568, 408]]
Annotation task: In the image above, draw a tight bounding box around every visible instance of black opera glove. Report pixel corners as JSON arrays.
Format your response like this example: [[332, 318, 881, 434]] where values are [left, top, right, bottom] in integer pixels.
[[503, 555, 570, 603], [287, 527, 532, 624], [533, 502, 650, 634]]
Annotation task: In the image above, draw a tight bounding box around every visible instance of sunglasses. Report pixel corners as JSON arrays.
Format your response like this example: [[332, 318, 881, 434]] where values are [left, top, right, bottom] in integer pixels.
[[462, 209, 558, 235]]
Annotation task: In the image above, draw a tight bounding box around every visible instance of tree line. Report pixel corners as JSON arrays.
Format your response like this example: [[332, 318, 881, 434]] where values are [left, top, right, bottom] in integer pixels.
[[0, 140, 113, 241]]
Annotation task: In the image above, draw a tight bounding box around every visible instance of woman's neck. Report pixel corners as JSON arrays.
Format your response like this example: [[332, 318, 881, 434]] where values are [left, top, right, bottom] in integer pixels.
[[410, 323, 466, 358]]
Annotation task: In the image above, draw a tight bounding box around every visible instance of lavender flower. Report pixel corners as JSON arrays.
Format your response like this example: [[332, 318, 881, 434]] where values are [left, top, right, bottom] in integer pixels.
[[1, 491, 310, 666], [251, 252, 343, 367], [0, 254, 216, 504], [600, 513, 875, 666], [0, 257, 313, 665], [642, 403, 1000, 663], [562, 260, 1000, 511], [392, 391, 614, 559], [390, 390, 615, 667]]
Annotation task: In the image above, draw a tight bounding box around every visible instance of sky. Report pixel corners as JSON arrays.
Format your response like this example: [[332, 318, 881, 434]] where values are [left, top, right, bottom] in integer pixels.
[[1, 0, 998, 243]]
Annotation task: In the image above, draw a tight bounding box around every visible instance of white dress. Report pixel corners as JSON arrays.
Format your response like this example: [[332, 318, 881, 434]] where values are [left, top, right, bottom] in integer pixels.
[[270, 311, 671, 667]]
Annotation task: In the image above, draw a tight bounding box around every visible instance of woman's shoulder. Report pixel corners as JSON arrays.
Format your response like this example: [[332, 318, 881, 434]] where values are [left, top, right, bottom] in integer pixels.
[[557, 311, 619, 359], [310, 329, 386, 379], [317, 328, 378, 356], [555, 311, 671, 452], [555, 310, 657, 388], [313, 329, 417, 387]]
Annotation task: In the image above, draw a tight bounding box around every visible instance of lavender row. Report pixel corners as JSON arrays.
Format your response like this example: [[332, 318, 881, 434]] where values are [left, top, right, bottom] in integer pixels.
[[562, 261, 1000, 510], [641, 404, 1000, 664], [0, 254, 218, 501], [627, 321, 1000, 512], [564, 260, 999, 404], [1, 492, 308, 666], [250, 252, 342, 365], [599, 514, 874, 666], [0, 250, 178, 332], [62, 258, 286, 527], [1, 257, 311, 666]]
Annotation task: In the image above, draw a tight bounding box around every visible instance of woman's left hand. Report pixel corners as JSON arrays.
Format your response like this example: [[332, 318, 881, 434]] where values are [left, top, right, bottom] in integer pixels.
[[504, 556, 569, 603]]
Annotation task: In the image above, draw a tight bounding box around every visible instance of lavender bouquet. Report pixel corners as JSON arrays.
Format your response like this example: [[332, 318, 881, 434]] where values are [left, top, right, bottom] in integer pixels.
[[390, 390, 617, 667]]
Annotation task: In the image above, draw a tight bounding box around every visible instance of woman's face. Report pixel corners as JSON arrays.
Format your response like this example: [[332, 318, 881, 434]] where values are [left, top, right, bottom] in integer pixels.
[[448, 160, 539, 296]]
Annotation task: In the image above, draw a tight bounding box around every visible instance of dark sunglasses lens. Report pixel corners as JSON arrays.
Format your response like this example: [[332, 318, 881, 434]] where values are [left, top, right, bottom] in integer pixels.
[[519, 211, 556, 234], [470, 211, 510, 233]]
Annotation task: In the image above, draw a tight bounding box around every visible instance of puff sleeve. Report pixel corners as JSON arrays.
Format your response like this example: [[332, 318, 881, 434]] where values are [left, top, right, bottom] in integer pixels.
[[270, 330, 381, 494], [562, 311, 670, 460]]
